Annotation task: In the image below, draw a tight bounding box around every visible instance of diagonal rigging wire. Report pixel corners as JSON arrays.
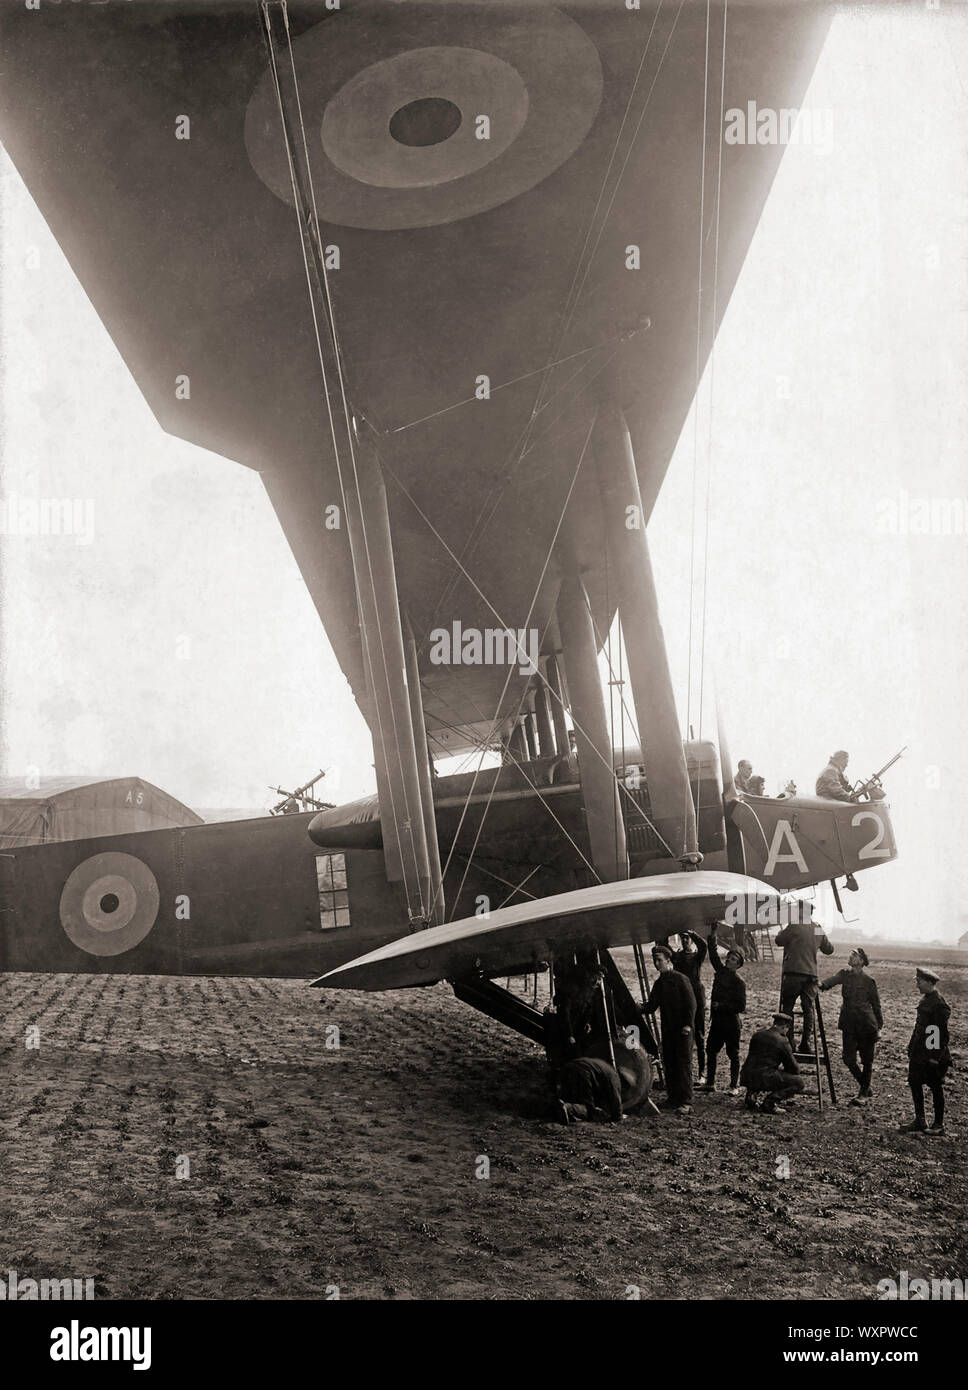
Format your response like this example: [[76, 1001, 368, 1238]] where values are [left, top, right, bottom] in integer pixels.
[[382, 448, 675, 861], [437, 417, 599, 918], [441, 645, 604, 890], [416, 339, 623, 659], [389, 335, 629, 436], [450, 854, 541, 905]]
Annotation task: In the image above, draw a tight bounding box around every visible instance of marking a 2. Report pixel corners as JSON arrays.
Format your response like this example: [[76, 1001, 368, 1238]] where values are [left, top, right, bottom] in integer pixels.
[[852, 810, 890, 859]]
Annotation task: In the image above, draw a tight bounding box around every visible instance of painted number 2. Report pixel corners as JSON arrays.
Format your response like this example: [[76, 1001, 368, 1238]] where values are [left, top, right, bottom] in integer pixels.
[[851, 810, 890, 859]]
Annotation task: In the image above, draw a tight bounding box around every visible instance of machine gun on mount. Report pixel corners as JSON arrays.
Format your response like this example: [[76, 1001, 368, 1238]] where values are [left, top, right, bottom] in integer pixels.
[[850, 747, 907, 802], [269, 770, 333, 816]]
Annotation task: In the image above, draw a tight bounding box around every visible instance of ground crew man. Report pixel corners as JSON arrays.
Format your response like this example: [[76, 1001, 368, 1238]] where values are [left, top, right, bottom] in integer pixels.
[[643, 944, 696, 1115], [739, 1013, 805, 1113], [819, 948, 883, 1104], [816, 750, 854, 801], [775, 907, 834, 1053], [555, 1055, 624, 1124], [900, 967, 951, 1135], [699, 924, 746, 1094], [669, 929, 708, 1082]]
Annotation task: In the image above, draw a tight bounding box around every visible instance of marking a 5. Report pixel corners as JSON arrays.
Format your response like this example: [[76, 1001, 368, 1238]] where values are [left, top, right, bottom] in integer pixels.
[[851, 810, 891, 859]]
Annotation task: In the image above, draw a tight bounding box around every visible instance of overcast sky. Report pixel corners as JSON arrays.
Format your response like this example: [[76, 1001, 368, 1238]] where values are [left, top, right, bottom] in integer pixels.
[[1, 5, 966, 939]]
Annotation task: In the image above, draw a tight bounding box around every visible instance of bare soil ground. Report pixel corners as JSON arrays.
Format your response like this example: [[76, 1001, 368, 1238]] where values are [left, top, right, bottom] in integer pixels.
[[1, 947, 964, 1300]]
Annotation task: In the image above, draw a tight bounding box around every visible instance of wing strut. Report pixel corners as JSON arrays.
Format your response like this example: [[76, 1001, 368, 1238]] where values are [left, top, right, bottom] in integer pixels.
[[556, 569, 628, 884], [260, 3, 442, 926], [595, 398, 701, 864]]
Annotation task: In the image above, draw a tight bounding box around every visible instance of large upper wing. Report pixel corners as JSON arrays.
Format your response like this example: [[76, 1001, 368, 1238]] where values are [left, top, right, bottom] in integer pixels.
[[0, 1, 831, 755]]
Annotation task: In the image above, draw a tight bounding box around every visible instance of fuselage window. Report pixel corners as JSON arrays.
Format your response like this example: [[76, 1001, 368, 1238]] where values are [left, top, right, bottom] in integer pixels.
[[316, 852, 350, 930]]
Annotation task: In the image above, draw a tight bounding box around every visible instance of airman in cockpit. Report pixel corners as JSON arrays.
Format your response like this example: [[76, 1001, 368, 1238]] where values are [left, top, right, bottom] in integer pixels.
[[816, 750, 854, 801]]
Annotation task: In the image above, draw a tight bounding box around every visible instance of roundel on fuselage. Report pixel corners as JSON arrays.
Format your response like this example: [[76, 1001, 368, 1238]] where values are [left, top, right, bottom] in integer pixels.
[[59, 851, 161, 957]]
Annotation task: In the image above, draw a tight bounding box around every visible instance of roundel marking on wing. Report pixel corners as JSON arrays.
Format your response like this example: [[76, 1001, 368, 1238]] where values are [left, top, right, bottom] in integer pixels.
[[244, 8, 603, 229], [59, 852, 161, 957], [320, 47, 529, 191]]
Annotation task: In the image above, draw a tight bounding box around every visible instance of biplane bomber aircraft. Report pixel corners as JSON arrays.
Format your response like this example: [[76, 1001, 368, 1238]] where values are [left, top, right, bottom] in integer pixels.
[[0, 0, 899, 1048]]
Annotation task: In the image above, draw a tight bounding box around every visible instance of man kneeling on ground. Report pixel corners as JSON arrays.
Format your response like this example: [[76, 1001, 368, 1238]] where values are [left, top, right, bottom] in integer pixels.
[[556, 1055, 625, 1124], [739, 1012, 805, 1113]]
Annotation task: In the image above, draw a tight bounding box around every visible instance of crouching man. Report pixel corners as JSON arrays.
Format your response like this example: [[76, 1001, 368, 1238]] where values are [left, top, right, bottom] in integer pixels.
[[555, 1055, 624, 1124], [739, 1012, 806, 1114], [555, 1037, 659, 1124]]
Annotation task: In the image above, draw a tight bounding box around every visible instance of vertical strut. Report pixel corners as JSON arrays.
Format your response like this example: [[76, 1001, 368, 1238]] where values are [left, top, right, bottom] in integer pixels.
[[556, 571, 628, 883], [533, 680, 556, 757], [546, 654, 570, 755], [261, 5, 435, 924], [595, 401, 699, 862], [404, 615, 445, 924]]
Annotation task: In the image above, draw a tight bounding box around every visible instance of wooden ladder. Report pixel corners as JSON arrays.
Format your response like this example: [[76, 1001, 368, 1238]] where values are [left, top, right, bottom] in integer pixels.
[[789, 992, 838, 1111]]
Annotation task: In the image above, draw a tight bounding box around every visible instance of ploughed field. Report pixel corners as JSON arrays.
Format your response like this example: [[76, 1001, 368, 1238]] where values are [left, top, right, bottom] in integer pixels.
[[1, 947, 964, 1300]]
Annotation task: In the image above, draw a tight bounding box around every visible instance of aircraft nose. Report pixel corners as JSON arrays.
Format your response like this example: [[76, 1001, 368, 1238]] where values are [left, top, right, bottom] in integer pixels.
[[307, 800, 383, 850]]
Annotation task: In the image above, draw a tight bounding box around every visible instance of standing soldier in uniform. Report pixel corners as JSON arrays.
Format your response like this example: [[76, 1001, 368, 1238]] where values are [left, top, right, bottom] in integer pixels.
[[900, 967, 951, 1135], [698, 924, 746, 1095], [669, 929, 708, 1083], [643, 945, 696, 1115], [819, 948, 883, 1105]]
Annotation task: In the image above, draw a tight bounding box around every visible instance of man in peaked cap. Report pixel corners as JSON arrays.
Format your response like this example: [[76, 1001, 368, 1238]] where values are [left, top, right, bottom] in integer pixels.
[[739, 1013, 805, 1113], [820, 948, 883, 1105], [900, 967, 952, 1135]]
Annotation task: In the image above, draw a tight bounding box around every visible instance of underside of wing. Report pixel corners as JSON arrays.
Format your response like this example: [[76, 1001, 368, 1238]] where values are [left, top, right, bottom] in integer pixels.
[[0, 1, 832, 757]]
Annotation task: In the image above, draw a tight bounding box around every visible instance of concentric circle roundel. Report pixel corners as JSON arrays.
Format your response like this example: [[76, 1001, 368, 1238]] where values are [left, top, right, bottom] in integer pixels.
[[245, 8, 603, 230], [320, 47, 528, 191], [59, 852, 160, 957]]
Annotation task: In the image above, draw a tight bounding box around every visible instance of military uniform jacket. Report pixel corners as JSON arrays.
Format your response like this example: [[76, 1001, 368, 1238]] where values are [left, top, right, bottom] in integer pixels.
[[907, 991, 951, 1067], [644, 971, 696, 1031], [775, 921, 834, 977], [671, 932, 707, 1008], [708, 937, 746, 1014], [821, 969, 882, 1037], [740, 1028, 799, 1088]]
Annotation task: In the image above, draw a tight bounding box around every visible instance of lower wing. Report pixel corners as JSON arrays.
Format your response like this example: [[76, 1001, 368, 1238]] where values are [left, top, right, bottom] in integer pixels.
[[313, 871, 777, 990]]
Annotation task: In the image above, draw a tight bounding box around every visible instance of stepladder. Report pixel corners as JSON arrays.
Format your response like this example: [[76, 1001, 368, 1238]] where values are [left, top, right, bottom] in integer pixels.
[[786, 988, 838, 1111]]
